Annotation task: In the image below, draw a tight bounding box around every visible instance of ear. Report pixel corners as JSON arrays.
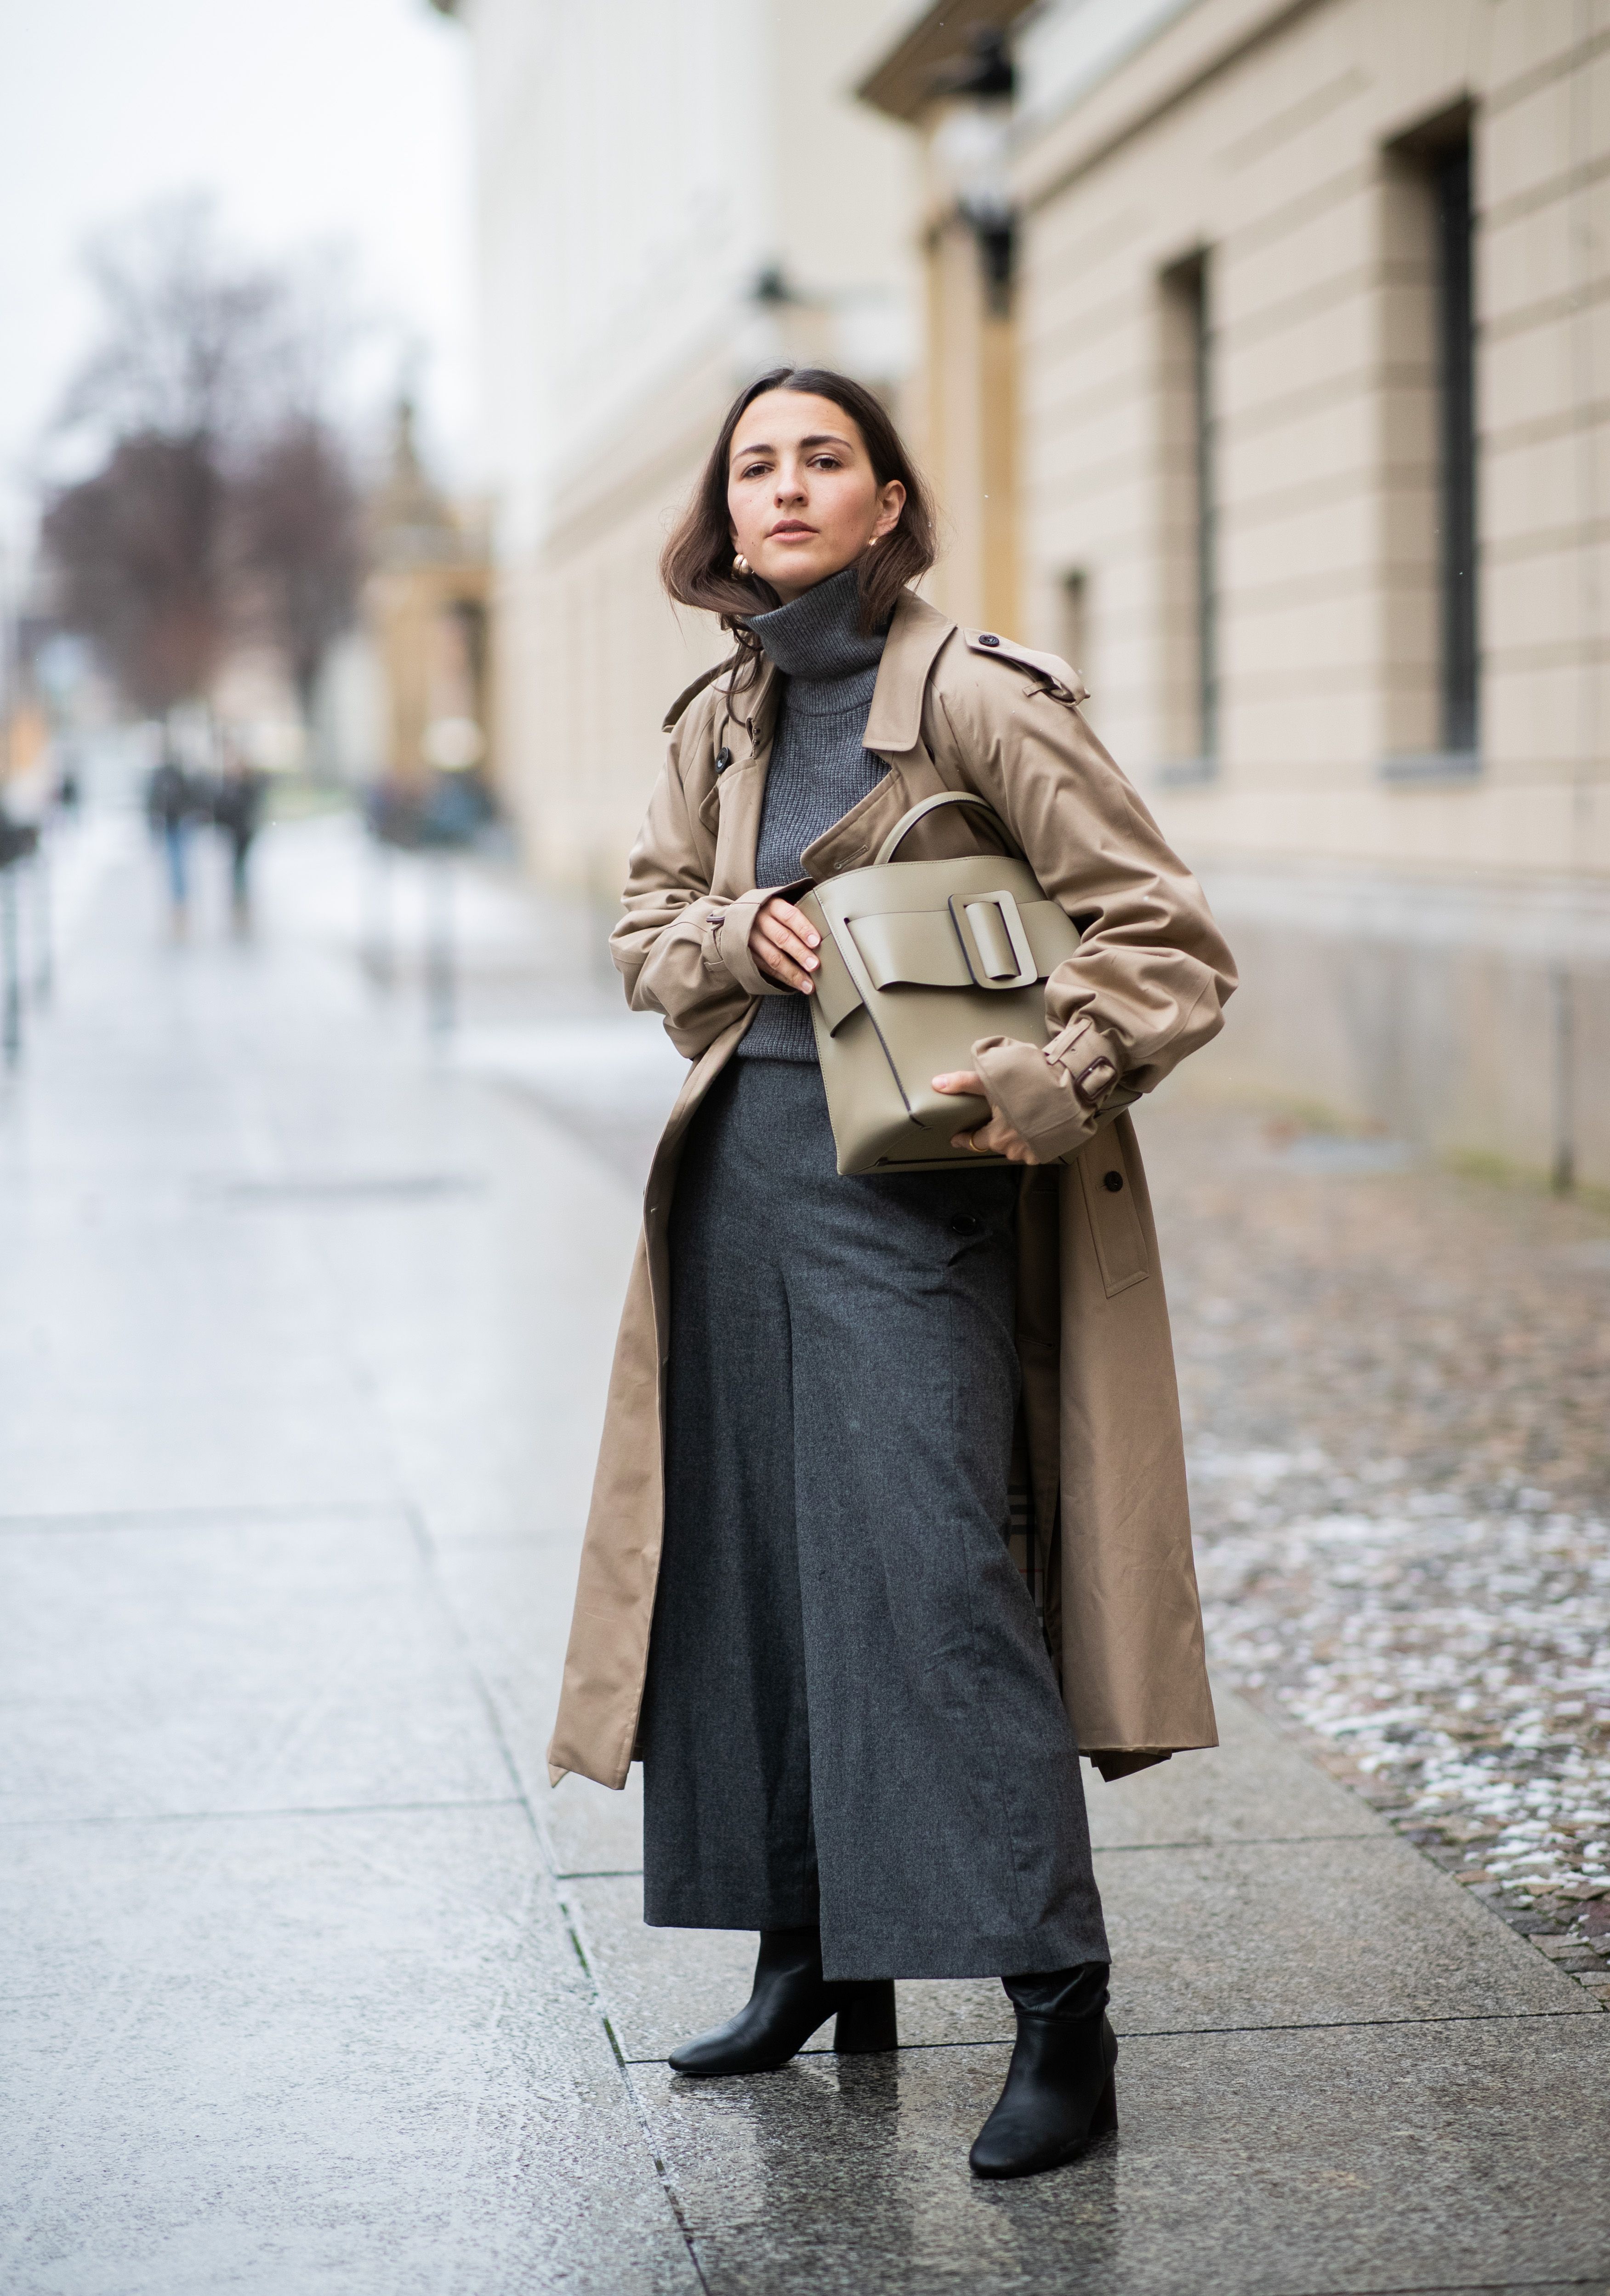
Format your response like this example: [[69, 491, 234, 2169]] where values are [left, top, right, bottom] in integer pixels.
[[871, 478, 906, 542]]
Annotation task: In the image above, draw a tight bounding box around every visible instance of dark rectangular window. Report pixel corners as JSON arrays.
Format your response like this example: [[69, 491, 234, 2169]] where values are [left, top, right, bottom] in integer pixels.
[[1159, 250, 1217, 776], [1061, 569, 1088, 683], [1434, 139, 1477, 753], [1188, 256, 1219, 762]]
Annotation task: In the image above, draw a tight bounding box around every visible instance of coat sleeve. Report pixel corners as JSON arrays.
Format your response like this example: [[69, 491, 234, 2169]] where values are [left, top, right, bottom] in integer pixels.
[[610, 705, 783, 1058], [932, 668, 1237, 1161]]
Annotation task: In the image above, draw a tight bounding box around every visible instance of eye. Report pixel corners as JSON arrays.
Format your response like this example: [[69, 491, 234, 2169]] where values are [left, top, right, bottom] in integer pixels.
[[808, 454, 843, 470], [738, 461, 768, 481]]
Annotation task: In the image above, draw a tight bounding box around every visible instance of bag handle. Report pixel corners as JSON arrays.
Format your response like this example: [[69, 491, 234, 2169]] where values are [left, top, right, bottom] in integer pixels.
[[873, 789, 1020, 867]]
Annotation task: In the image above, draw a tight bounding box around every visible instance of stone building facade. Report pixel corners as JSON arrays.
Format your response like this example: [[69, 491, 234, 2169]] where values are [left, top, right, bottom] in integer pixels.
[[450, 0, 1608, 1188], [363, 401, 491, 790], [441, 0, 922, 904], [866, 0, 1610, 1187]]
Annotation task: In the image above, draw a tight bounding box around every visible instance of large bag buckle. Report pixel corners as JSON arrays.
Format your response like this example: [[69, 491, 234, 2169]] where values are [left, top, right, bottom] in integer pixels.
[[948, 889, 1037, 990]]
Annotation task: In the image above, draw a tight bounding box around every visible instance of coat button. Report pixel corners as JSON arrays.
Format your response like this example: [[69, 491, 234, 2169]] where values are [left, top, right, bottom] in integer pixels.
[[1103, 1170, 1124, 1193], [978, 633, 1001, 647], [950, 1212, 983, 1236], [715, 746, 732, 772]]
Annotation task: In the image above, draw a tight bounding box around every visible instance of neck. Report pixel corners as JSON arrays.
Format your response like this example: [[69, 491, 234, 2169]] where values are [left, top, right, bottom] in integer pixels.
[[749, 563, 887, 684]]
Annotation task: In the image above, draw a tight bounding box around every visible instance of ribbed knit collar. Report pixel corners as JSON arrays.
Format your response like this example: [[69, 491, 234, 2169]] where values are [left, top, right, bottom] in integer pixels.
[[749, 564, 887, 693]]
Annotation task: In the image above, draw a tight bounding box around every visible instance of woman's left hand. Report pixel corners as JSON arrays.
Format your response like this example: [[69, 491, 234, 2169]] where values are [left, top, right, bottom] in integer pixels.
[[931, 1072, 1041, 1165]]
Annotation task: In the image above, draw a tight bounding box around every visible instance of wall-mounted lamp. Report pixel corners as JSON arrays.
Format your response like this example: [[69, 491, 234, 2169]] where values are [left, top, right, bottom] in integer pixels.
[[929, 30, 1015, 316]]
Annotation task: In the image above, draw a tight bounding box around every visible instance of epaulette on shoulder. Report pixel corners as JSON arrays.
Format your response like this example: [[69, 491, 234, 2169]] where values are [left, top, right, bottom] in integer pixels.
[[662, 652, 742, 732], [962, 627, 1089, 707]]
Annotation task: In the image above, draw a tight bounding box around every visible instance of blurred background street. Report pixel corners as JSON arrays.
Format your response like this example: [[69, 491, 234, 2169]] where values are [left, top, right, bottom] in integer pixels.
[[3, 0, 1610, 2290]]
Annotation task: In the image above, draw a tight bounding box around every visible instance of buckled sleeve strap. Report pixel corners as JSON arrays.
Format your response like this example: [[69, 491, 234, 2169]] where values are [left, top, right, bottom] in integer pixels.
[[970, 1015, 1124, 1161], [1045, 1014, 1124, 1110]]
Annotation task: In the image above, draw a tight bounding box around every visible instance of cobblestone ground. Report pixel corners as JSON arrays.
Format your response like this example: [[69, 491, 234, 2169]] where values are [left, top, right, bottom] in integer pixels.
[[1141, 1095, 1610, 1997]]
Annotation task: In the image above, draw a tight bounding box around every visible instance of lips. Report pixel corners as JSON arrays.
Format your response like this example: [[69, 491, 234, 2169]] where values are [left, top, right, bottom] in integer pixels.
[[768, 523, 816, 539]]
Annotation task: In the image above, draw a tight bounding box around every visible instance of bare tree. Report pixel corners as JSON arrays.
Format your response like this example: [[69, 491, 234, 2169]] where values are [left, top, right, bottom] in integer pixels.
[[232, 416, 362, 723], [40, 198, 364, 725], [43, 432, 227, 714], [58, 199, 282, 450]]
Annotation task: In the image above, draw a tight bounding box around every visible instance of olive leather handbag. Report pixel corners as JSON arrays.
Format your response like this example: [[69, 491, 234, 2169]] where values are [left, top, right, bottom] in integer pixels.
[[795, 790, 1135, 1176]]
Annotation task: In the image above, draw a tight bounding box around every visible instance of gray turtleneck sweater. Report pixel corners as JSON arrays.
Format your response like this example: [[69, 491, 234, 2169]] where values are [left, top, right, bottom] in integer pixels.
[[736, 565, 889, 1063]]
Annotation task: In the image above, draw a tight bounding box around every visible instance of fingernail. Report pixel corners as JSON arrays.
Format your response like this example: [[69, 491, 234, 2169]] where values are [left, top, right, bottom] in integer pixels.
[[808, 932, 820, 946], [805, 954, 818, 968]]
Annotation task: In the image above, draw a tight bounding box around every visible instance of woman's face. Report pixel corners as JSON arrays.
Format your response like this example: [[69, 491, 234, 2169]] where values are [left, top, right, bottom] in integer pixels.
[[727, 391, 905, 602]]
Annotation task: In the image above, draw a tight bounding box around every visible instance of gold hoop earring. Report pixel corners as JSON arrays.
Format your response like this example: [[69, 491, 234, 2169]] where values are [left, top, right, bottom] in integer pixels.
[[733, 552, 752, 577]]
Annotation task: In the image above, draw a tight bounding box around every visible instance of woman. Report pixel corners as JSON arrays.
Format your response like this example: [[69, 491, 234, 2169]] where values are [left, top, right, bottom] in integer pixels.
[[547, 367, 1235, 2179]]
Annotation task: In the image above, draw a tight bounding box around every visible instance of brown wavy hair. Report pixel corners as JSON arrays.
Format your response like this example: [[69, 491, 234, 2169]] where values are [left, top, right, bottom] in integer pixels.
[[660, 366, 938, 659]]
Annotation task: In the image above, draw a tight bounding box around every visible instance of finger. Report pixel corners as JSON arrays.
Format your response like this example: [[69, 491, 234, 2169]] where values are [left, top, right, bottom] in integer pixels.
[[949, 1119, 1038, 1164], [756, 947, 815, 994], [761, 936, 818, 978], [931, 1070, 984, 1097], [757, 915, 819, 972], [764, 898, 820, 949]]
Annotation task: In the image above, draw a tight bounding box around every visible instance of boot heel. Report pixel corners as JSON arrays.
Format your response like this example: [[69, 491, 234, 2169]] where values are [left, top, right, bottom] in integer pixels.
[[1089, 2069, 1118, 2136], [833, 1981, 898, 2055]]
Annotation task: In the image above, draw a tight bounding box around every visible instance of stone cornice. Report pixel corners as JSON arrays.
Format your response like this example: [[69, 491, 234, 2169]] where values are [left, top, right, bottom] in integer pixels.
[[1012, 0, 1331, 213], [857, 0, 1033, 124]]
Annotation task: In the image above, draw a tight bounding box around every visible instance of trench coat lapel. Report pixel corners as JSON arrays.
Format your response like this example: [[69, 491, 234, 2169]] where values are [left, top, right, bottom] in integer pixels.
[[706, 662, 780, 893], [863, 588, 955, 759], [709, 593, 957, 892], [797, 589, 957, 882]]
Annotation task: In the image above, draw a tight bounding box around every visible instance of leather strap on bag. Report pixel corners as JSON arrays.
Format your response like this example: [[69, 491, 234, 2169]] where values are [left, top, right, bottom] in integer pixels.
[[873, 789, 1023, 867]]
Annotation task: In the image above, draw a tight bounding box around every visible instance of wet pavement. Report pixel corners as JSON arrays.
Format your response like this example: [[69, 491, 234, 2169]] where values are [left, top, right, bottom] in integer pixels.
[[3, 803, 1608, 2295]]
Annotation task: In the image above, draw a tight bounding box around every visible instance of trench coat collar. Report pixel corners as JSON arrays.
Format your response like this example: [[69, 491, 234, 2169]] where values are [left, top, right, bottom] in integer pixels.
[[794, 589, 956, 882], [711, 585, 951, 754], [862, 588, 955, 760], [711, 586, 956, 892]]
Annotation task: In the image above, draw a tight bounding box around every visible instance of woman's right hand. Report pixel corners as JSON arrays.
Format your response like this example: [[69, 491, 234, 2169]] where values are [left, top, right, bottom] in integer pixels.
[[748, 895, 821, 993]]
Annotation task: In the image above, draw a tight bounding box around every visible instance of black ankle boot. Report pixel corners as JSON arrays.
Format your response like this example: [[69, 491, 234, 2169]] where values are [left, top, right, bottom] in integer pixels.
[[668, 1927, 898, 2077], [968, 1963, 1117, 2179]]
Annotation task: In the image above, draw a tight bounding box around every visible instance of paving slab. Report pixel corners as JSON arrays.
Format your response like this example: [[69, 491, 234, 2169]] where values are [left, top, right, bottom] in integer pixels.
[[302, 1130, 633, 1551], [1095, 1833, 1592, 2033], [0, 1511, 513, 1823], [426, 1534, 584, 1814], [0, 1806, 697, 2296], [567, 1824, 1588, 2067], [543, 1766, 648, 1878], [631, 2015, 1610, 2296], [0, 1391, 398, 1517], [1086, 1686, 1380, 1848]]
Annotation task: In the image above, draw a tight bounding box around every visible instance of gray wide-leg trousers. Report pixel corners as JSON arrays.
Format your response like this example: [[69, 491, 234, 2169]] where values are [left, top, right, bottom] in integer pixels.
[[639, 1057, 1107, 1983]]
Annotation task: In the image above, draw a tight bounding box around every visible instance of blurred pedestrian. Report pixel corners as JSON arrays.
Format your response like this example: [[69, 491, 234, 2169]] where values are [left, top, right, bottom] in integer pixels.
[[145, 747, 196, 932], [53, 760, 81, 818], [211, 752, 265, 926], [546, 369, 1238, 2180]]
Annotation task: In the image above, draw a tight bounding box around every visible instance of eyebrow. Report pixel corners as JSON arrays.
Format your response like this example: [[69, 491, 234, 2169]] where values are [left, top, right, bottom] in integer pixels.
[[731, 431, 858, 461]]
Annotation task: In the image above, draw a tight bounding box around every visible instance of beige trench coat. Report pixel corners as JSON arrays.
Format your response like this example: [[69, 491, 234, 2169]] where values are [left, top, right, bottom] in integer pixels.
[[547, 589, 1237, 1791]]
